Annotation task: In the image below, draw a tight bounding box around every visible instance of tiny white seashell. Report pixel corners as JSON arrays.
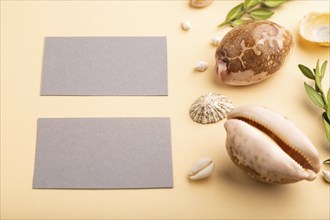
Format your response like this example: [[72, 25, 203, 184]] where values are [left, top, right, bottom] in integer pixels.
[[195, 61, 208, 72], [211, 36, 221, 46], [181, 21, 192, 31], [189, 93, 233, 124], [188, 157, 215, 180], [322, 170, 330, 183]]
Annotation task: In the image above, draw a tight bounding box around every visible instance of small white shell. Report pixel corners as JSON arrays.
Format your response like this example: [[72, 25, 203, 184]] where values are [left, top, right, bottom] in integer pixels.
[[181, 21, 192, 31], [195, 61, 208, 72], [211, 36, 221, 46], [189, 93, 233, 124], [188, 157, 215, 180], [299, 12, 330, 46], [190, 0, 213, 8], [322, 170, 330, 183]]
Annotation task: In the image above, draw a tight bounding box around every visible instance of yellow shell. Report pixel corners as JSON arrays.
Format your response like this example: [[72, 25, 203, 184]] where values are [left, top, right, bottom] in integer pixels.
[[299, 12, 330, 46]]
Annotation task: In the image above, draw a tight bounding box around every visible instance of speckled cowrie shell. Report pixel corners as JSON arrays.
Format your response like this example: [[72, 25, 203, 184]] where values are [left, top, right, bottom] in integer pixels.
[[215, 20, 293, 86]]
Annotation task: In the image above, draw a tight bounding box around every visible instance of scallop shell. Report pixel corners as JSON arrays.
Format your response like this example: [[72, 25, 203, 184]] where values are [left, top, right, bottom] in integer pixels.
[[189, 93, 233, 124], [299, 12, 330, 46]]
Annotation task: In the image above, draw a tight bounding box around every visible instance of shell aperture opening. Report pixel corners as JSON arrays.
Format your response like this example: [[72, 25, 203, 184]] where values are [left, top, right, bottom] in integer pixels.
[[234, 116, 315, 173]]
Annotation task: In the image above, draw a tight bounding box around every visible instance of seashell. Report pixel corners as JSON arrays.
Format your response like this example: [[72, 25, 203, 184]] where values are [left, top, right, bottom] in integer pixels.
[[189, 93, 233, 124], [195, 61, 208, 72], [215, 20, 293, 86], [299, 12, 330, 46], [224, 105, 321, 184], [181, 21, 192, 31], [211, 36, 221, 46], [188, 157, 215, 180], [190, 0, 213, 8], [322, 170, 330, 183]]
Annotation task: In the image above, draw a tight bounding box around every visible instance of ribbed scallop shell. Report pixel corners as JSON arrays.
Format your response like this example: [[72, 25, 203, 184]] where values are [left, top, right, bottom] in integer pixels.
[[299, 12, 330, 46], [189, 93, 233, 124]]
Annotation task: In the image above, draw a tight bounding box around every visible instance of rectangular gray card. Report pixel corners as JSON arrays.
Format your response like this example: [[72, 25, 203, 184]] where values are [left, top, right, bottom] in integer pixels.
[[41, 37, 168, 96], [33, 118, 173, 189]]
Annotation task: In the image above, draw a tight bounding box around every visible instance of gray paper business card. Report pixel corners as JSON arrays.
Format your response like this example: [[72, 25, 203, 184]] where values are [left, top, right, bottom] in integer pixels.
[[41, 37, 168, 96], [33, 118, 173, 189]]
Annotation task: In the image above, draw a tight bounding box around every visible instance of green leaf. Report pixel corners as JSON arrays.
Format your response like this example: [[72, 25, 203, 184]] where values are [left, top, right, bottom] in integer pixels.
[[322, 112, 330, 142], [218, 3, 244, 27], [262, 0, 287, 8], [327, 88, 330, 120], [244, 0, 260, 9], [320, 60, 328, 79], [328, 110, 330, 125], [249, 8, 274, 20], [304, 82, 326, 108], [226, 3, 244, 21], [315, 59, 322, 92], [231, 19, 247, 27], [298, 64, 315, 80]]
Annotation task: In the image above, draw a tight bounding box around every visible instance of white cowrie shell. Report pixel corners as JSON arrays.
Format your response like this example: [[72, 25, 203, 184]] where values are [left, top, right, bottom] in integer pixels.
[[194, 61, 208, 72], [224, 105, 321, 184], [181, 21, 192, 31], [188, 157, 214, 180]]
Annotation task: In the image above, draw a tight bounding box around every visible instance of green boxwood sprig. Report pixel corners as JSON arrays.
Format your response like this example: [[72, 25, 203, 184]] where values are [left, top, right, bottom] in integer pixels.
[[298, 60, 330, 142], [218, 0, 288, 28]]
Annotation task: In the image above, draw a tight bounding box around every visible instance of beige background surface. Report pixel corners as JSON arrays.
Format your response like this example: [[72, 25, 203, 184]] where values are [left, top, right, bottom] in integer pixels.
[[1, 0, 329, 219]]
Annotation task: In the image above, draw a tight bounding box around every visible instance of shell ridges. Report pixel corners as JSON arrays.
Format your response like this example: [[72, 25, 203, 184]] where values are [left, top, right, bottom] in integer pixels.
[[299, 12, 330, 46], [189, 93, 233, 124]]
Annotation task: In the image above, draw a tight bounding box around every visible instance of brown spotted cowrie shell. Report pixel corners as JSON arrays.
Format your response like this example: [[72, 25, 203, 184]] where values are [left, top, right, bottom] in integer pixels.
[[215, 20, 293, 86], [224, 105, 321, 184]]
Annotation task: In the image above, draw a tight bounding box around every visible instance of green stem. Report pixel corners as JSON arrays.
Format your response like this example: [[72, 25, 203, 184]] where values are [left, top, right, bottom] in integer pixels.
[[320, 89, 328, 111], [245, 4, 259, 13]]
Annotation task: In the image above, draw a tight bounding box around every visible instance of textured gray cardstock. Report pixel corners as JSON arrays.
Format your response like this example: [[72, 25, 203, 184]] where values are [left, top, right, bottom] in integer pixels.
[[33, 118, 173, 189], [41, 37, 168, 96]]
